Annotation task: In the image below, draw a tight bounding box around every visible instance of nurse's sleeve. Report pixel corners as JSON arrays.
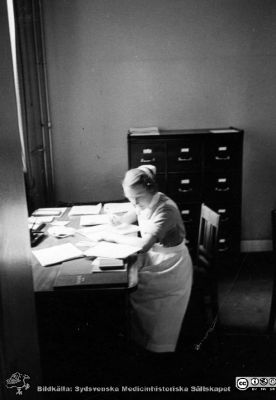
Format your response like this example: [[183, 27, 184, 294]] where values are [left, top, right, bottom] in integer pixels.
[[143, 205, 176, 242]]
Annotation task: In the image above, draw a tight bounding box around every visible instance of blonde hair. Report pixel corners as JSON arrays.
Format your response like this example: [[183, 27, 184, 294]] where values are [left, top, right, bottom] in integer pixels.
[[123, 165, 157, 192]]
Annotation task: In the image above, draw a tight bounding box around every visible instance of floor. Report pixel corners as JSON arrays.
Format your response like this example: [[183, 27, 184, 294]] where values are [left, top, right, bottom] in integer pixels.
[[37, 252, 276, 399]]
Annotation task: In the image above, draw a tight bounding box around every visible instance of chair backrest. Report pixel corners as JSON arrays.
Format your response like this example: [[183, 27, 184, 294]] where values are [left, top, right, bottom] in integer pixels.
[[197, 204, 220, 270]]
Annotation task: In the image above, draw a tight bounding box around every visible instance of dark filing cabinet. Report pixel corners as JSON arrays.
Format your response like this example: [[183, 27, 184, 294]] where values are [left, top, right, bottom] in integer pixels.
[[128, 128, 244, 261]]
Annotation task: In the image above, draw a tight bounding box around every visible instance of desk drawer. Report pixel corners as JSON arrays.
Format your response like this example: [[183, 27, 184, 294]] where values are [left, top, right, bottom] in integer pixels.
[[167, 140, 201, 171], [129, 142, 166, 172], [204, 134, 242, 169], [204, 171, 241, 202], [168, 173, 201, 202]]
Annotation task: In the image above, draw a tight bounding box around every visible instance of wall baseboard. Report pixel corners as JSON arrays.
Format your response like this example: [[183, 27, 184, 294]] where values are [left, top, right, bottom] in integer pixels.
[[241, 240, 272, 252]]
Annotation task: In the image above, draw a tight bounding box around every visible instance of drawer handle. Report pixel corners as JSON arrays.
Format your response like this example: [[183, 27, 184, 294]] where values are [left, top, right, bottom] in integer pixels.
[[183, 218, 193, 223], [140, 157, 156, 163], [178, 156, 193, 162], [220, 216, 230, 222], [218, 245, 230, 252], [215, 156, 230, 161], [178, 188, 193, 193], [215, 187, 230, 192]]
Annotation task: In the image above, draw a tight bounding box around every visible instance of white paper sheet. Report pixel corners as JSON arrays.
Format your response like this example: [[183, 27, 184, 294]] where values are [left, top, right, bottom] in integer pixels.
[[68, 204, 102, 216], [28, 216, 54, 224], [84, 241, 141, 259], [210, 129, 239, 133], [103, 202, 134, 214], [32, 243, 83, 267], [78, 224, 139, 241], [80, 214, 110, 226], [32, 208, 67, 217]]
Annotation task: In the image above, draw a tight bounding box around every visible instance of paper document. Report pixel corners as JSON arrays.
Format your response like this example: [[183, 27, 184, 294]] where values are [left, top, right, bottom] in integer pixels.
[[84, 241, 141, 259], [80, 214, 110, 226], [32, 243, 83, 267], [32, 208, 67, 217], [68, 204, 102, 216], [47, 226, 76, 238], [78, 224, 139, 241], [210, 129, 239, 133], [111, 223, 140, 235], [129, 126, 160, 136], [103, 202, 134, 214], [50, 220, 70, 226], [28, 216, 54, 224]]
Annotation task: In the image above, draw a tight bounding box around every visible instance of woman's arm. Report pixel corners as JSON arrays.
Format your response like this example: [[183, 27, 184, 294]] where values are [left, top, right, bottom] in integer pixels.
[[101, 232, 156, 253]]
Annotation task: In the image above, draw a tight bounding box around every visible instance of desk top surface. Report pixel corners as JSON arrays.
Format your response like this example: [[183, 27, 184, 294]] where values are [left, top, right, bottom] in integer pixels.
[[31, 208, 137, 293]]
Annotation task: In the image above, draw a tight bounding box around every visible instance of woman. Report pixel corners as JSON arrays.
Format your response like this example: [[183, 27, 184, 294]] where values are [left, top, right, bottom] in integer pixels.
[[103, 165, 193, 353]]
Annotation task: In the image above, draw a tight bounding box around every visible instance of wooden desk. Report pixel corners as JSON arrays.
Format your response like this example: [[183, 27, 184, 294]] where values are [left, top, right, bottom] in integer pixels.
[[32, 208, 137, 382], [31, 208, 138, 292]]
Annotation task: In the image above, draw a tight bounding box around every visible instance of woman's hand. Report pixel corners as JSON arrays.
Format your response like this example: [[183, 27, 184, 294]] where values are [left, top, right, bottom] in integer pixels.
[[108, 213, 122, 226]]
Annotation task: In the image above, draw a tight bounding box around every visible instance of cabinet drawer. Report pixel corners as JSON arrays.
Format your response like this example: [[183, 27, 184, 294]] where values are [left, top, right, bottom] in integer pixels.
[[185, 235, 197, 260], [156, 174, 166, 193], [204, 172, 241, 202], [129, 142, 166, 172], [167, 140, 201, 171], [205, 134, 242, 169], [168, 173, 201, 202], [178, 203, 200, 226], [205, 203, 240, 226], [217, 233, 240, 254]]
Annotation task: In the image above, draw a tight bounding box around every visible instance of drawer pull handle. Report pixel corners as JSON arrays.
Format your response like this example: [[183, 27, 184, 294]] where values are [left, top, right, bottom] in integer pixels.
[[140, 157, 156, 163], [178, 156, 193, 162], [215, 187, 230, 192], [218, 245, 230, 252], [221, 217, 230, 222], [215, 156, 230, 161], [178, 188, 193, 193], [183, 218, 193, 223]]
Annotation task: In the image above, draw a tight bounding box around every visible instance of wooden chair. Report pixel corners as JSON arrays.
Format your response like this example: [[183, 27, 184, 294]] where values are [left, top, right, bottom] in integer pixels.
[[268, 209, 276, 333], [194, 204, 220, 326], [177, 204, 220, 352]]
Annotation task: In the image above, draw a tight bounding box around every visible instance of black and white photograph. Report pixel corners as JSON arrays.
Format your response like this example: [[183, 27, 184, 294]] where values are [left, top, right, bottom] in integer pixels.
[[1, 0, 276, 399]]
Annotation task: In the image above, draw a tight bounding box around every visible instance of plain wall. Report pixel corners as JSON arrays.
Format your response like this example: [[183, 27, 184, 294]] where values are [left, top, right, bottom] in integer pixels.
[[42, 0, 276, 241]]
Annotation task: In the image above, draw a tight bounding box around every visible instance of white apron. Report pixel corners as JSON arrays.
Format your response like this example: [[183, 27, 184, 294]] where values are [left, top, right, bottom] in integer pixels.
[[130, 217, 193, 353]]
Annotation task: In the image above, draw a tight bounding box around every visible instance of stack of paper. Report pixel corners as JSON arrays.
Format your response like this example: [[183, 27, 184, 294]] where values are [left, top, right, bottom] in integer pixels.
[[68, 204, 102, 216], [32, 207, 67, 217], [84, 241, 141, 259], [103, 202, 134, 214], [210, 129, 239, 133], [129, 126, 160, 136], [32, 243, 83, 267]]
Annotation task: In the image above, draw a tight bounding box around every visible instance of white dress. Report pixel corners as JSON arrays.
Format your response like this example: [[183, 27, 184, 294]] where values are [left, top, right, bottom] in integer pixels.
[[130, 193, 193, 353]]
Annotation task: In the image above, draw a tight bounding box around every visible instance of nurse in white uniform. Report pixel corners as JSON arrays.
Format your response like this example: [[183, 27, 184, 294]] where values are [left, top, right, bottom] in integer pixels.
[[103, 165, 193, 353]]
